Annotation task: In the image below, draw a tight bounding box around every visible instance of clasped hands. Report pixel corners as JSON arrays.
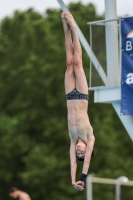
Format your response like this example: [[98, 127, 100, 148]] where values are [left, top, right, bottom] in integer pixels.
[[72, 181, 84, 191]]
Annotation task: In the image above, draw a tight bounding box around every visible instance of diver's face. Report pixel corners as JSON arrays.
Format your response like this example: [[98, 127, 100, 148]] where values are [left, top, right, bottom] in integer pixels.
[[76, 142, 86, 158]]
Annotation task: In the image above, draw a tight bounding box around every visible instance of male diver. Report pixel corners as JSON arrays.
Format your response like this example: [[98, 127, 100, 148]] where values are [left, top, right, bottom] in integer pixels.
[[61, 12, 95, 191]]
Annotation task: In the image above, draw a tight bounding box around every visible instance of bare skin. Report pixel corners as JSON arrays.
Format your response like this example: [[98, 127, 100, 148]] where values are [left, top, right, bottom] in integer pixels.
[[9, 190, 31, 200], [61, 12, 95, 191]]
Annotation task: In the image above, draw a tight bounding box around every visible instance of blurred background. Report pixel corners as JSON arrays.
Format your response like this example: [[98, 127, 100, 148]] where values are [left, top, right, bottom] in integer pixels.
[[0, 1, 133, 200]]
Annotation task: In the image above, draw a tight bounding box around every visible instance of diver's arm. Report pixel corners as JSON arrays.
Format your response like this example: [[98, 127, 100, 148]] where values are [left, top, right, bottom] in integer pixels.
[[70, 140, 77, 185], [75, 138, 95, 191], [82, 135, 95, 175], [75, 135, 95, 191]]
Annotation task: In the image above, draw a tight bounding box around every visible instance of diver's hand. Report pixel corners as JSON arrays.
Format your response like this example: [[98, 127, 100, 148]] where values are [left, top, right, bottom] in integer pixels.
[[72, 181, 76, 188], [75, 181, 84, 191]]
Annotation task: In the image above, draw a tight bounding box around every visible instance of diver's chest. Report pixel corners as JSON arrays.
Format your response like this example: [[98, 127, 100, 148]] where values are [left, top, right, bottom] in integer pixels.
[[68, 119, 89, 135], [68, 125, 89, 143]]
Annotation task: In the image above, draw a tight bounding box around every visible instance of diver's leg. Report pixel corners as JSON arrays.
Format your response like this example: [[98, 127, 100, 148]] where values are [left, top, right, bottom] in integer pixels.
[[64, 12, 88, 94], [61, 13, 75, 94]]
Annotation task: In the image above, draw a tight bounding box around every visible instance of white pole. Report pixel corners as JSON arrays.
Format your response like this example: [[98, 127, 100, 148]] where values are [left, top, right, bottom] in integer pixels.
[[115, 176, 129, 200], [115, 181, 121, 200], [105, 0, 119, 86], [112, 102, 133, 141], [87, 175, 93, 200]]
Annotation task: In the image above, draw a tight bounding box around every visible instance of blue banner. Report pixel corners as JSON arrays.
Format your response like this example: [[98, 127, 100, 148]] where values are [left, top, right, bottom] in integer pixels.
[[121, 17, 133, 115]]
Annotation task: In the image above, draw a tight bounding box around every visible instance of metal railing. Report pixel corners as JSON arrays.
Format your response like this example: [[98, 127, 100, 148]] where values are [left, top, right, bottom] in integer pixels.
[[88, 18, 121, 88], [87, 175, 133, 200]]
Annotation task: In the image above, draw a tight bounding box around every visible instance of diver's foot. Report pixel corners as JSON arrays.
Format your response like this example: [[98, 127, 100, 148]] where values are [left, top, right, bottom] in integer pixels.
[[63, 12, 76, 30], [61, 12, 70, 32]]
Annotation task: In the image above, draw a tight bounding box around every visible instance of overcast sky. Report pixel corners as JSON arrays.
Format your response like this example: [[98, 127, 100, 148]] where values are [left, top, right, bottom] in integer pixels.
[[0, 0, 133, 20]]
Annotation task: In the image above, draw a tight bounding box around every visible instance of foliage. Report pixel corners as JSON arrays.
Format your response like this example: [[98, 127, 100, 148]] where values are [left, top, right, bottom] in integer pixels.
[[0, 2, 133, 200]]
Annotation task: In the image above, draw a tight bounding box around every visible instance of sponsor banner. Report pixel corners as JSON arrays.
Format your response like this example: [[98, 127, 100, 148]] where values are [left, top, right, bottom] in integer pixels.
[[121, 17, 133, 115]]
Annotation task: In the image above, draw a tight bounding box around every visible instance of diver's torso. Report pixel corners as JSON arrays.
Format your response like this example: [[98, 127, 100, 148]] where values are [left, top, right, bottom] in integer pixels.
[[67, 100, 93, 143]]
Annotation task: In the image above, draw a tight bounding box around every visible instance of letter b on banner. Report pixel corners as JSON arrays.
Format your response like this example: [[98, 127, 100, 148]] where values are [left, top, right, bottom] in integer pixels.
[[126, 41, 132, 51]]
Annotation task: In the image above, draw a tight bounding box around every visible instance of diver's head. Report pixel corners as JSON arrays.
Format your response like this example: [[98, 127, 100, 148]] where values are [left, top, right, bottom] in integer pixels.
[[76, 140, 87, 161], [9, 187, 20, 199]]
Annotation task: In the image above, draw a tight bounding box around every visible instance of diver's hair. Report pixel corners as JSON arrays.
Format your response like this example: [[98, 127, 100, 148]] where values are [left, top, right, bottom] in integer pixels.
[[9, 187, 18, 193], [91, 150, 95, 157], [77, 150, 95, 162], [77, 156, 84, 162]]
